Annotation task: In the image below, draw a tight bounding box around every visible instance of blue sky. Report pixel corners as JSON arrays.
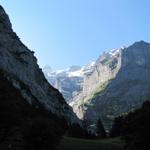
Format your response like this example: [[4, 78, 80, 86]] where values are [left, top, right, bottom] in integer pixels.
[[1, 0, 150, 69]]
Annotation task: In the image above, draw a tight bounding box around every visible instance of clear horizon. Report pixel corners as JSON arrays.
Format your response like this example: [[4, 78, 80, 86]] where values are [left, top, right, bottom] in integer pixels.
[[1, 0, 150, 70]]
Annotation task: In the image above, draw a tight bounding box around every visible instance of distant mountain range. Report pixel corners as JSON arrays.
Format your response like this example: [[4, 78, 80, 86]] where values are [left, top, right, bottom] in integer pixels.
[[43, 61, 96, 102], [44, 41, 150, 130]]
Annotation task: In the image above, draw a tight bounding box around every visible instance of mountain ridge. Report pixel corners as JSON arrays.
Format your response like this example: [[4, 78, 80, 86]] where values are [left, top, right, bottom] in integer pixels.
[[72, 40, 150, 129], [44, 40, 150, 130], [0, 5, 79, 123]]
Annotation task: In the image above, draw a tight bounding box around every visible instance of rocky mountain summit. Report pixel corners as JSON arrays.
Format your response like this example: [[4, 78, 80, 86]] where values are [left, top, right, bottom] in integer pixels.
[[0, 5, 78, 123], [44, 41, 150, 130], [43, 62, 96, 102], [72, 41, 150, 130]]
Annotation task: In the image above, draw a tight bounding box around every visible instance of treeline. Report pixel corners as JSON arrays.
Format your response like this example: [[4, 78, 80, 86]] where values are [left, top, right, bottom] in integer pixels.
[[110, 101, 150, 150], [67, 118, 106, 139]]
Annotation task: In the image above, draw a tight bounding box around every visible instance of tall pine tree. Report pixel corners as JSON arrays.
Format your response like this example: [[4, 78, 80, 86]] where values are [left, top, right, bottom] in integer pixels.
[[96, 118, 106, 138]]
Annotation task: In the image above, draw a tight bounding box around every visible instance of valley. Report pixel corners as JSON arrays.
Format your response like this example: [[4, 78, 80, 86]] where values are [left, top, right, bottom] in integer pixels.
[[61, 137, 124, 150], [0, 3, 150, 150]]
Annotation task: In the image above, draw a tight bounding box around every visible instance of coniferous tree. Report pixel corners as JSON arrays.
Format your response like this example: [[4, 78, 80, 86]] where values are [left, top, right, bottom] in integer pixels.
[[96, 118, 106, 138], [110, 116, 123, 137], [121, 101, 150, 150]]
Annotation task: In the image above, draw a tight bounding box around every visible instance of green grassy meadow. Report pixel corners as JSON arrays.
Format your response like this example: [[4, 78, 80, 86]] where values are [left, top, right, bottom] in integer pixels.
[[61, 137, 124, 150]]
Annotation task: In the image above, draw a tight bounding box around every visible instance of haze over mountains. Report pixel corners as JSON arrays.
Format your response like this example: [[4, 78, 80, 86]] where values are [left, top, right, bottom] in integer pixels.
[[44, 41, 150, 129]]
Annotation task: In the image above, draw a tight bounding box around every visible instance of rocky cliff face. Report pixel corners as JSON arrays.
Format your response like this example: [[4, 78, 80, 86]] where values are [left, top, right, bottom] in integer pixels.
[[43, 66, 84, 103], [43, 63, 96, 102], [73, 48, 122, 106], [0, 5, 78, 123], [72, 41, 150, 130], [44, 41, 150, 129], [44, 41, 150, 130]]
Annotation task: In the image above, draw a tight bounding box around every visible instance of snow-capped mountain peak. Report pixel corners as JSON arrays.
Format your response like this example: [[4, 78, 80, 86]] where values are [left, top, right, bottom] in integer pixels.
[[43, 62, 96, 78], [42, 46, 125, 102], [108, 46, 126, 57], [109, 49, 120, 56], [81, 61, 96, 75]]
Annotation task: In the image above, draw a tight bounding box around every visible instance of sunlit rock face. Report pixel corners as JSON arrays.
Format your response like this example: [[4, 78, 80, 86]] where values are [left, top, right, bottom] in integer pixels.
[[72, 41, 150, 130], [44, 39, 150, 129], [43, 63, 96, 103], [0, 5, 79, 123]]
